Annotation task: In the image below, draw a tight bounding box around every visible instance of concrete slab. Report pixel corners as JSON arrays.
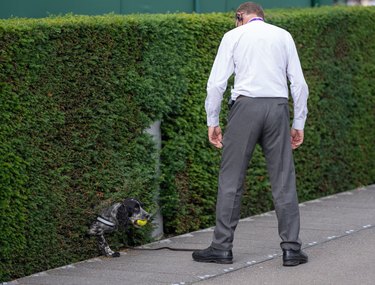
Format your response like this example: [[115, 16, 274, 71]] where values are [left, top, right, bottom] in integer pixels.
[[8, 184, 375, 285], [197, 227, 375, 285]]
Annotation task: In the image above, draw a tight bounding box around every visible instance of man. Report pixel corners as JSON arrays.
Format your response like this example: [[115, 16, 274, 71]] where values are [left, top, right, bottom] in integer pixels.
[[192, 2, 309, 266]]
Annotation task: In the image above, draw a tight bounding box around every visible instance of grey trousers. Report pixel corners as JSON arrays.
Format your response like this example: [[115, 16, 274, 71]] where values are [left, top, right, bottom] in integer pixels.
[[211, 96, 302, 251]]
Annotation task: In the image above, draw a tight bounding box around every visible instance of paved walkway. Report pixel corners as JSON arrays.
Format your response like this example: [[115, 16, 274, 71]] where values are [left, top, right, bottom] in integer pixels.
[[8, 184, 375, 285]]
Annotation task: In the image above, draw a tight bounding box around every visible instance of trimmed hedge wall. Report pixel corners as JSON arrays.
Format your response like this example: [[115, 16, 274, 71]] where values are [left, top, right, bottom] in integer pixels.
[[0, 15, 166, 281], [0, 6, 374, 282]]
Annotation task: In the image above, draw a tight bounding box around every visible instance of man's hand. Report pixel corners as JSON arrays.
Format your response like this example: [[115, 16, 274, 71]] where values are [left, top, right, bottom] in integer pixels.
[[208, 126, 223, 149], [291, 128, 304, 150]]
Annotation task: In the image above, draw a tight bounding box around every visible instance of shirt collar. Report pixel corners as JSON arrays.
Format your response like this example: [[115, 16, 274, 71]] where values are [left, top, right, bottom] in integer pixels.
[[247, 17, 264, 23]]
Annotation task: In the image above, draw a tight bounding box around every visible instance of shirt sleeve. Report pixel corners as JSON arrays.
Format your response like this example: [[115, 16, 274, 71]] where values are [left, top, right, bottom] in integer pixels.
[[286, 33, 309, 130], [205, 33, 235, 127]]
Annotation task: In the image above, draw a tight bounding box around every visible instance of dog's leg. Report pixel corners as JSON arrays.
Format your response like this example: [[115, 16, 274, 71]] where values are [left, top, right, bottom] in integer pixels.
[[97, 234, 120, 258]]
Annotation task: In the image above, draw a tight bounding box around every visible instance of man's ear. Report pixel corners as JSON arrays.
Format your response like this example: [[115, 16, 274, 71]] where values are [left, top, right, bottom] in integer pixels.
[[236, 13, 243, 22]]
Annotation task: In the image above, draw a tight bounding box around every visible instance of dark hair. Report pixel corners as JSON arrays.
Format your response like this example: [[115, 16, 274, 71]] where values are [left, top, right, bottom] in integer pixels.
[[236, 2, 265, 19]]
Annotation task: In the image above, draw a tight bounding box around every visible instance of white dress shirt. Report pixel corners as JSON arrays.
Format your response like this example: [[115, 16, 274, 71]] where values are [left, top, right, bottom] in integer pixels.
[[205, 19, 308, 130]]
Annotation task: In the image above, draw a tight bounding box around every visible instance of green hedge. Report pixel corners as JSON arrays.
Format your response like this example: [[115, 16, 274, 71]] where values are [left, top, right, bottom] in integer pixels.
[[0, 6, 374, 282], [0, 15, 166, 281]]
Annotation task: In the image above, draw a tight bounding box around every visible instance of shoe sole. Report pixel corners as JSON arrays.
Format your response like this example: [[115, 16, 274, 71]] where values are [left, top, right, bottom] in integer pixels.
[[193, 258, 233, 264], [283, 259, 308, 266]]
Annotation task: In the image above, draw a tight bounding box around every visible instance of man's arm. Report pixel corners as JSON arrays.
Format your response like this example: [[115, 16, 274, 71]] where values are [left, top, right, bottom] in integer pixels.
[[205, 33, 235, 129], [286, 33, 308, 149], [286, 33, 309, 132]]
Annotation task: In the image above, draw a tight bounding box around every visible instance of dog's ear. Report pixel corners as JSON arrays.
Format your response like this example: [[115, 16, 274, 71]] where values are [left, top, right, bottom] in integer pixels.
[[122, 199, 136, 216], [116, 204, 129, 225]]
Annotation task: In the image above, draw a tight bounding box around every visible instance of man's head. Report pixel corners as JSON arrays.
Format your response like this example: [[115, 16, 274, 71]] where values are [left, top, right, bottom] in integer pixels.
[[235, 2, 264, 27]]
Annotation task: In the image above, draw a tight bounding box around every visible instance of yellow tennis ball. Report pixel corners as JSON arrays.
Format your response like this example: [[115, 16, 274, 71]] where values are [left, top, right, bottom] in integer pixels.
[[136, 219, 147, 226]]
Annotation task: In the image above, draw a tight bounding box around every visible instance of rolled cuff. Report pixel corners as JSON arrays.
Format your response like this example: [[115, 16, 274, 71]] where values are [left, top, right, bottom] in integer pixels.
[[292, 118, 306, 130], [207, 116, 220, 127]]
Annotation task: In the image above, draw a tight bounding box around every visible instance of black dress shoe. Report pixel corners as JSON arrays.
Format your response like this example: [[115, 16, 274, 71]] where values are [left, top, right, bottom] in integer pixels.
[[283, 249, 308, 266], [192, 246, 233, 264]]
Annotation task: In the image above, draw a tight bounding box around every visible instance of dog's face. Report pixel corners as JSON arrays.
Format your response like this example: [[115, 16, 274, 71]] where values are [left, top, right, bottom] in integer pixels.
[[123, 198, 151, 228]]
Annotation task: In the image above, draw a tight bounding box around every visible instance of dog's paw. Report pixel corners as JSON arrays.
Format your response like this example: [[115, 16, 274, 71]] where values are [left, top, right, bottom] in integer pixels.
[[112, 252, 120, 258]]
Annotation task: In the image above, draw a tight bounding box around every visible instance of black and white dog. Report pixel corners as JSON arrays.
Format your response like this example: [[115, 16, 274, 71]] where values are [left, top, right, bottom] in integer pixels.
[[88, 198, 151, 257]]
